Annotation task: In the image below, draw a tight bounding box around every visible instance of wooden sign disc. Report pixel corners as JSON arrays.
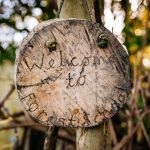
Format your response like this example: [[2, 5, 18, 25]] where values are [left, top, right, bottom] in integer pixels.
[[15, 19, 131, 127]]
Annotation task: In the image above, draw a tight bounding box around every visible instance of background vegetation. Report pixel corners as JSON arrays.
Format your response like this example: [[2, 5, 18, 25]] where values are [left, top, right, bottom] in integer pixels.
[[0, 0, 150, 149]]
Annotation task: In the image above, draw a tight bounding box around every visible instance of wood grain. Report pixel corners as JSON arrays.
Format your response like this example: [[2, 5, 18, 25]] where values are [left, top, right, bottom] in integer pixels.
[[15, 19, 131, 127]]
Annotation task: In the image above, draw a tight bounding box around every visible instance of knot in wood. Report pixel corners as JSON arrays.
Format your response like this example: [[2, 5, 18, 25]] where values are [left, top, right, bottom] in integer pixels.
[[46, 40, 57, 52], [97, 34, 108, 48]]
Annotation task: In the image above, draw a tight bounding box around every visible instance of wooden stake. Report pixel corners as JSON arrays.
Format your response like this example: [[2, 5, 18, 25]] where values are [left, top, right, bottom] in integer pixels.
[[58, 0, 112, 149], [76, 122, 112, 150]]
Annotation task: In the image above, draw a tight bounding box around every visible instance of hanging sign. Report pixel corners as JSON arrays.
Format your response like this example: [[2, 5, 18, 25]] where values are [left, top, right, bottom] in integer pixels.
[[15, 19, 131, 127]]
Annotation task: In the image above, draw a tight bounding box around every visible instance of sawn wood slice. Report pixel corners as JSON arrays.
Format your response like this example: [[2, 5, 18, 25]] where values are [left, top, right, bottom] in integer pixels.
[[15, 19, 131, 127]]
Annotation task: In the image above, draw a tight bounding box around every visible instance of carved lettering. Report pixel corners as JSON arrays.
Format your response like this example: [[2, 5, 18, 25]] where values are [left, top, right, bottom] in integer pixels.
[[48, 59, 55, 68], [21, 93, 39, 112], [21, 93, 35, 102], [66, 73, 86, 88], [76, 74, 86, 86], [66, 73, 75, 88], [118, 92, 126, 103], [23, 53, 44, 71], [69, 57, 79, 66], [27, 102, 38, 112]]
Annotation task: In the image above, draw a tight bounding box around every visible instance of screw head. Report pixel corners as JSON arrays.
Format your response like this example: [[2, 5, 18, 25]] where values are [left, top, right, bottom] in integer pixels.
[[46, 40, 57, 52], [97, 35, 108, 48]]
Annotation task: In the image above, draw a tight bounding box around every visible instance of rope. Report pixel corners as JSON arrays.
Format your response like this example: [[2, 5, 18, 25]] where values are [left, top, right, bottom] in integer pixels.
[[57, 0, 65, 18]]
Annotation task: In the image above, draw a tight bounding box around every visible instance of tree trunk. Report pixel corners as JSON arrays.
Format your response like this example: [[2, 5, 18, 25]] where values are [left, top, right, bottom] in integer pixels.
[[58, 0, 112, 150]]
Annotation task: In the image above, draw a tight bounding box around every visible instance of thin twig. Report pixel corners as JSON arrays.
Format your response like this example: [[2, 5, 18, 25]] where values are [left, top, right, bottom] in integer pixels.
[[0, 85, 15, 107], [0, 122, 42, 131], [113, 110, 150, 150], [110, 120, 118, 145]]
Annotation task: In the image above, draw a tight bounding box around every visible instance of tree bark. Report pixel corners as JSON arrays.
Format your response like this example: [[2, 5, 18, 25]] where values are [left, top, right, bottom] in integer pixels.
[[58, 0, 112, 150]]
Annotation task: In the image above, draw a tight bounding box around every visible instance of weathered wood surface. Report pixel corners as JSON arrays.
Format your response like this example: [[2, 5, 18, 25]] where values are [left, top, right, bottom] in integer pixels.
[[15, 19, 131, 127]]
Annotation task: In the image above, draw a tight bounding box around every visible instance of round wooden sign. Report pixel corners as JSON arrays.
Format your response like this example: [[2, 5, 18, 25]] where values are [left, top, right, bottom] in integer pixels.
[[15, 19, 131, 127]]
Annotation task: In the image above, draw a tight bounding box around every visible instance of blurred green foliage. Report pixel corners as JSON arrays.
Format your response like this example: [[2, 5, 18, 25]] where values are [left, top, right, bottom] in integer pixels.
[[0, 43, 17, 64]]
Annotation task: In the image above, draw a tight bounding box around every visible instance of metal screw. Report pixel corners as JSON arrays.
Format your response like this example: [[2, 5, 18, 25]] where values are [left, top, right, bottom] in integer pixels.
[[97, 34, 108, 48], [46, 40, 57, 52]]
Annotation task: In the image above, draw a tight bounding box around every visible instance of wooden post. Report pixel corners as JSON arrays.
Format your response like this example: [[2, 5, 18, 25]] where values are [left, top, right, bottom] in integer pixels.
[[58, 0, 112, 149], [76, 122, 112, 150]]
